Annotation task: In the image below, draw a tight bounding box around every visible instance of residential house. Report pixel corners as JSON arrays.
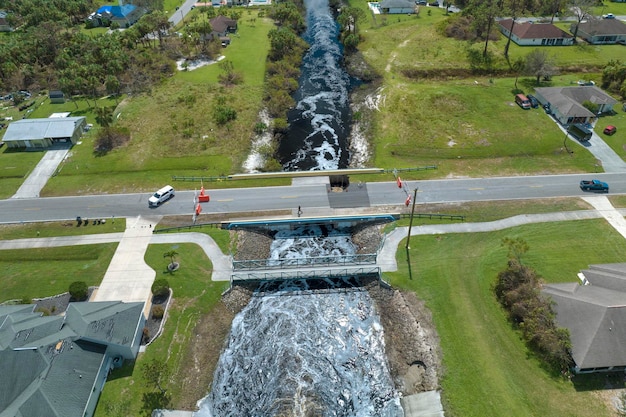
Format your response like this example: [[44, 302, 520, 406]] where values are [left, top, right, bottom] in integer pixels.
[[533, 86, 618, 125], [2, 116, 87, 149], [210, 15, 238, 37], [0, 301, 145, 417], [86, 4, 146, 28], [543, 263, 626, 373], [571, 19, 626, 44], [497, 19, 574, 46], [379, 0, 416, 14], [0, 11, 12, 32]]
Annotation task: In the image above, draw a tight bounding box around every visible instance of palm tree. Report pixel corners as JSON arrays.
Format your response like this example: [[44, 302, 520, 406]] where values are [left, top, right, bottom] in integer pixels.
[[163, 250, 179, 271]]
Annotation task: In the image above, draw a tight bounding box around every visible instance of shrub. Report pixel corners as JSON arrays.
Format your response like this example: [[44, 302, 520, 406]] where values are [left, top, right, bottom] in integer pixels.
[[142, 327, 150, 344], [69, 281, 89, 301], [151, 279, 170, 298], [152, 305, 165, 320]]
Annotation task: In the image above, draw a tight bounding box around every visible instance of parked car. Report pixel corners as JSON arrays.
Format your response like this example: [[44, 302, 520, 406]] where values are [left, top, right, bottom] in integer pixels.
[[416, 0, 427, 4], [543, 103, 552, 114], [603, 13, 615, 19], [580, 179, 609, 193], [577, 80, 595, 86], [526, 94, 539, 108], [603, 125, 617, 136], [428, 1, 439, 6], [515, 93, 531, 110]]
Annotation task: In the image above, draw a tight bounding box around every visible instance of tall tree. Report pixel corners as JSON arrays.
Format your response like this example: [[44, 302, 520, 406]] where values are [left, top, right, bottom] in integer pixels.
[[503, 0, 525, 61], [525, 49, 557, 85], [566, 0, 595, 43], [465, 0, 502, 58], [141, 359, 170, 394]]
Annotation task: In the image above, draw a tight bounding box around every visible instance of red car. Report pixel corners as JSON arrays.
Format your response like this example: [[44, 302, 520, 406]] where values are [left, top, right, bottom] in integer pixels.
[[603, 125, 617, 136]]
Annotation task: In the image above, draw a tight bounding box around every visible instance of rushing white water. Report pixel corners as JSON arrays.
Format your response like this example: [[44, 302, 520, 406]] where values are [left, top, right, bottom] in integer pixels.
[[279, 0, 352, 171], [194, 227, 403, 417]]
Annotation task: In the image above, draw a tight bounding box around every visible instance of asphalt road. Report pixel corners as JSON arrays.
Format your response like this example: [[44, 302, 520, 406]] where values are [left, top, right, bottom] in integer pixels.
[[0, 172, 624, 224]]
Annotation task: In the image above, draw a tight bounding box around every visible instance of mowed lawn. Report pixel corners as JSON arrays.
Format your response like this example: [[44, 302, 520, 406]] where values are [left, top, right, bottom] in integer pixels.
[[387, 219, 626, 417], [370, 79, 599, 178], [0, 243, 118, 303]]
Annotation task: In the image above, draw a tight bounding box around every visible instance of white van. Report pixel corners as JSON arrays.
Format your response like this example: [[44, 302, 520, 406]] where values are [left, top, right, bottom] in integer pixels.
[[148, 185, 175, 207]]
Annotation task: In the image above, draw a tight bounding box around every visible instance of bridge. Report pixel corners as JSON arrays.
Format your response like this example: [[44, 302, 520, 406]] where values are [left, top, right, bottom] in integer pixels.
[[227, 214, 395, 287]]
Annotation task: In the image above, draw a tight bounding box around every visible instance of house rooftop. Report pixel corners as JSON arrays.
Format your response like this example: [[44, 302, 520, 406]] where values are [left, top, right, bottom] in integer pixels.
[[498, 19, 573, 39], [534, 86, 617, 118], [576, 18, 626, 36], [542, 263, 626, 371], [2, 117, 86, 142]]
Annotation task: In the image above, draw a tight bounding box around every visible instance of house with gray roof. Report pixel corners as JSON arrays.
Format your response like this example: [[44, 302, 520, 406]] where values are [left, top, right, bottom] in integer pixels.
[[2, 116, 86, 149], [380, 0, 416, 14], [0, 301, 145, 417], [533, 86, 618, 126], [542, 263, 626, 373], [571, 19, 626, 44], [498, 19, 574, 46]]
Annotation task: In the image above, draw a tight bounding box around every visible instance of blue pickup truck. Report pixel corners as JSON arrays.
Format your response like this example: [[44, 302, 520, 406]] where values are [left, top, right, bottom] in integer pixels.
[[580, 179, 609, 192]]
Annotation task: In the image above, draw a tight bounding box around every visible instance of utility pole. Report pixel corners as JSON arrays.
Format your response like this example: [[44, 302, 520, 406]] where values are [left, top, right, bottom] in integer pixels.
[[405, 187, 418, 250]]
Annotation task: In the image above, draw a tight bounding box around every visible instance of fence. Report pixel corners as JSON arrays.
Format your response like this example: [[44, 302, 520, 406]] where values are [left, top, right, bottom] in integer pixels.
[[232, 253, 377, 271], [399, 213, 465, 221]]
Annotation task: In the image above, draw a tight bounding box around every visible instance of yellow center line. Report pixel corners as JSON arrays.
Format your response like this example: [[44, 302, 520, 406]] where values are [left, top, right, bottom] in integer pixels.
[[217, 199, 233, 202], [281, 196, 298, 199], [529, 185, 543, 188], [23, 208, 41, 211], [468, 187, 484, 190]]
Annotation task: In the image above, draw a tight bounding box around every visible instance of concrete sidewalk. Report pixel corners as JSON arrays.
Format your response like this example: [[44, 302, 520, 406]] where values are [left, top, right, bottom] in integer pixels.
[[378, 205, 625, 272], [91, 216, 161, 314]]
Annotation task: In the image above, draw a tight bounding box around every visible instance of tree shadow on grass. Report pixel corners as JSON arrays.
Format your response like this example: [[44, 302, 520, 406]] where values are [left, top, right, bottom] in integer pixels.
[[141, 391, 171, 416]]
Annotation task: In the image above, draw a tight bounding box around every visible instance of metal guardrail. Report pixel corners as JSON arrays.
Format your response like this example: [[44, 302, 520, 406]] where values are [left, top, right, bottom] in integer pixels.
[[153, 222, 222, 233], [385, 166, 438, 173], [399, 213, 465, 221], [171, 175, 230, 182], [231, 266, 381, 282], [232, 253, 377, 271]]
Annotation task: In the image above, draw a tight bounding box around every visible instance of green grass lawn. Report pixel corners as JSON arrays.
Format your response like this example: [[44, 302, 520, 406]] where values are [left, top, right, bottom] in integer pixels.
[[387, 219, 626, 417], [369, 78, 599, 178], [0, 243, 118, 303], [0, 218, 126, 239]]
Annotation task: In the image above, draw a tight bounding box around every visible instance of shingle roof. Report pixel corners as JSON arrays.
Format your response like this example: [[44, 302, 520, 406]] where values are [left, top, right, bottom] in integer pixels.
[[498, 19, 573, 39], [210, 15, 237, 34], [65, 301, 144, 348], [380, 0, 415, 8], [542, 263, 626, 371], [2, 117, 86, 142], [0, 301, 143, 417], [576, 18, 626, 36], [534, 86, 617, 118]]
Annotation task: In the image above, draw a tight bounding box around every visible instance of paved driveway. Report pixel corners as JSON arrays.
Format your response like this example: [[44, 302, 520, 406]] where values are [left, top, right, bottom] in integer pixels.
[[12, 145, 71, 199]]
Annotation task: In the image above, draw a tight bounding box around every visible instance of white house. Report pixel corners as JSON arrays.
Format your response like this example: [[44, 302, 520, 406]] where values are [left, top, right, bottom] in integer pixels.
[[2, 116, 87, 149], [379, 0, 416, 14], [498, 19, 574, 46], [533, 86, 618, 125]]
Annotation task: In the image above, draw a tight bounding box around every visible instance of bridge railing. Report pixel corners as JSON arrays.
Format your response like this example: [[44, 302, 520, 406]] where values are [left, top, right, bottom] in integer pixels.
[[398, 213, 465, 221], [232, 253, 377, 271], [231, 266, 381, 282]]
